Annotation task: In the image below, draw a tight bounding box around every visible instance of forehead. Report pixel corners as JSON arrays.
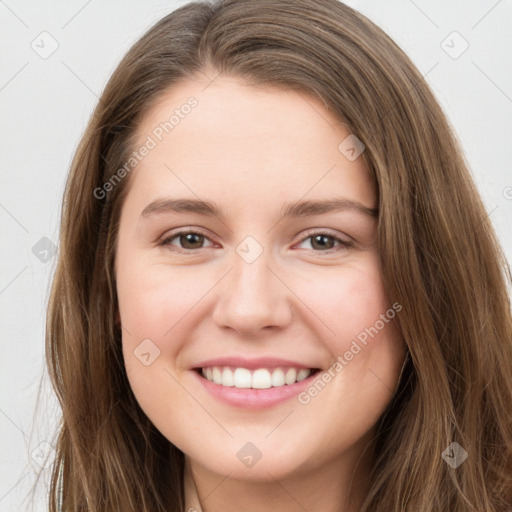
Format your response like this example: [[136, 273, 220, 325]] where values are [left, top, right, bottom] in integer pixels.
[[125, 75, 375, 216]]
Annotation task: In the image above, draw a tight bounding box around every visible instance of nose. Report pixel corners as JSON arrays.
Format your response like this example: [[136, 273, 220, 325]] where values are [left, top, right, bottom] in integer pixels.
[[212, 249, 293, 338]]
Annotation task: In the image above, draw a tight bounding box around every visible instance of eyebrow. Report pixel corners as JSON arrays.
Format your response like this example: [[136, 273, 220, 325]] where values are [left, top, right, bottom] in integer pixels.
[[140, 197, 378, 220]]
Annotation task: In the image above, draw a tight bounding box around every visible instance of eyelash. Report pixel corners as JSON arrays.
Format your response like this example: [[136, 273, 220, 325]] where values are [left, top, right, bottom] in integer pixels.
[[158, 228, 353, 255]]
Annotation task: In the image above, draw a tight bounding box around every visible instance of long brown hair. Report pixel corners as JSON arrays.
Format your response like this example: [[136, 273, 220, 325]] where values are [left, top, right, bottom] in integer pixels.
[[45, 0, 512, 510]]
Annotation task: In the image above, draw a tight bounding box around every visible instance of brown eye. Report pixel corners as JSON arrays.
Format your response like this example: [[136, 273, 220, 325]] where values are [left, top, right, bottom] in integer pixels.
[[296, 231, 353, 253], [159, 230, 215, 252], [310, 234, 336, 250], [178, 232, 205, 249]]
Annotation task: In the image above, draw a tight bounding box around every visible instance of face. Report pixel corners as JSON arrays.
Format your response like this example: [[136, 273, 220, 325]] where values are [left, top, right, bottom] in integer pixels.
[[115, 74, 406, 482]]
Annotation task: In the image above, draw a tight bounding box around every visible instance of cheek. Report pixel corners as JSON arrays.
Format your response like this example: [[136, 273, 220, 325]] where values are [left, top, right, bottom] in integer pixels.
[[300, 258, 395, 352], [117, 260, 200, 341], [117, 262, 217, 405], [117, 269, 191, 424], [295, 259, 405, 413], [116, 258, 182, 384]]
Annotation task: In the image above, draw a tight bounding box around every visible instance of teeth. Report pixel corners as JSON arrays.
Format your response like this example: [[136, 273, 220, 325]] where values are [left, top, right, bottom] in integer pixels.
[[296, 368, 311, 382], [252, 369, 272, 389], [284, 368, 297, 385], [222, 367, 234, 386], [212, 367, 222, 384], [233, 368, 252, 388], [271, 368, 285, 387], [201, 366, 313, 388]]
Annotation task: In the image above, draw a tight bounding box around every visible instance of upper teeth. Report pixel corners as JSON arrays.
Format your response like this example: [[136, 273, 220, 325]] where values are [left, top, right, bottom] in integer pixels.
[[201, 366, 312, 389]]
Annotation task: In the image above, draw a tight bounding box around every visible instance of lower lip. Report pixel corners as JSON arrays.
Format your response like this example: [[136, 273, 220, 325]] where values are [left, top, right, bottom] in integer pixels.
[[193, 369, 320, 409]]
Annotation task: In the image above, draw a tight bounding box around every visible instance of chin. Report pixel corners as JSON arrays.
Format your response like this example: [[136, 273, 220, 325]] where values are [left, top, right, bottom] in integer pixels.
[[186, 439, 317, 482]]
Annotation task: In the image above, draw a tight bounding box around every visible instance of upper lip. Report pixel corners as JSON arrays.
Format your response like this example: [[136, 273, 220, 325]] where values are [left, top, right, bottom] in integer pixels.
[[192, 357, 319, 371]]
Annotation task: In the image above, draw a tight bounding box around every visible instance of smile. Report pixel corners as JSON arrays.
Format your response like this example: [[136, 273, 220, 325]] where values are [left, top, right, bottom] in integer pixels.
[[200, 366, 319, 389]]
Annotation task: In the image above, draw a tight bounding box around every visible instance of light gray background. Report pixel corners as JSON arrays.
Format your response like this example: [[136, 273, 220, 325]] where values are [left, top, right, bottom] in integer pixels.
[[1, 1, 511, 510]]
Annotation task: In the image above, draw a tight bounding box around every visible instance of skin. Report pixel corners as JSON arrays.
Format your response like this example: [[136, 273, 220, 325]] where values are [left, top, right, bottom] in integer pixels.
[[115, 73, 406, 512]]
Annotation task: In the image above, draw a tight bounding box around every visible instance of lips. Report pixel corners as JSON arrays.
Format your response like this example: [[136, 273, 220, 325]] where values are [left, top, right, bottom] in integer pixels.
[[192, 358, 322, 409]]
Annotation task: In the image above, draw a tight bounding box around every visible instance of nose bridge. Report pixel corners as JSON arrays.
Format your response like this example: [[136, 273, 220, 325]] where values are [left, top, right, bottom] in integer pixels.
[[212, 239, 291, 334]]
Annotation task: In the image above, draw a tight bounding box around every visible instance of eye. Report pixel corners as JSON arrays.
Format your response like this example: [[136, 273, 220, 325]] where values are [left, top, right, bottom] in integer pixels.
[[158, 229, 215, 253], [295, 230, 353, 253]]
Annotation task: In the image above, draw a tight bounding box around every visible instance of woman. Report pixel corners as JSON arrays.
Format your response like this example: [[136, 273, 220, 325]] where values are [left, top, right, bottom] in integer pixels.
[[45, 0, 512, 510]]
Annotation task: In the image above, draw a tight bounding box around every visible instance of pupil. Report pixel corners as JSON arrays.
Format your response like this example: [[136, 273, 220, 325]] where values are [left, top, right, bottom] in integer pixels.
[[313, 235, 333, 250], [182, 233, 203, 249]]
